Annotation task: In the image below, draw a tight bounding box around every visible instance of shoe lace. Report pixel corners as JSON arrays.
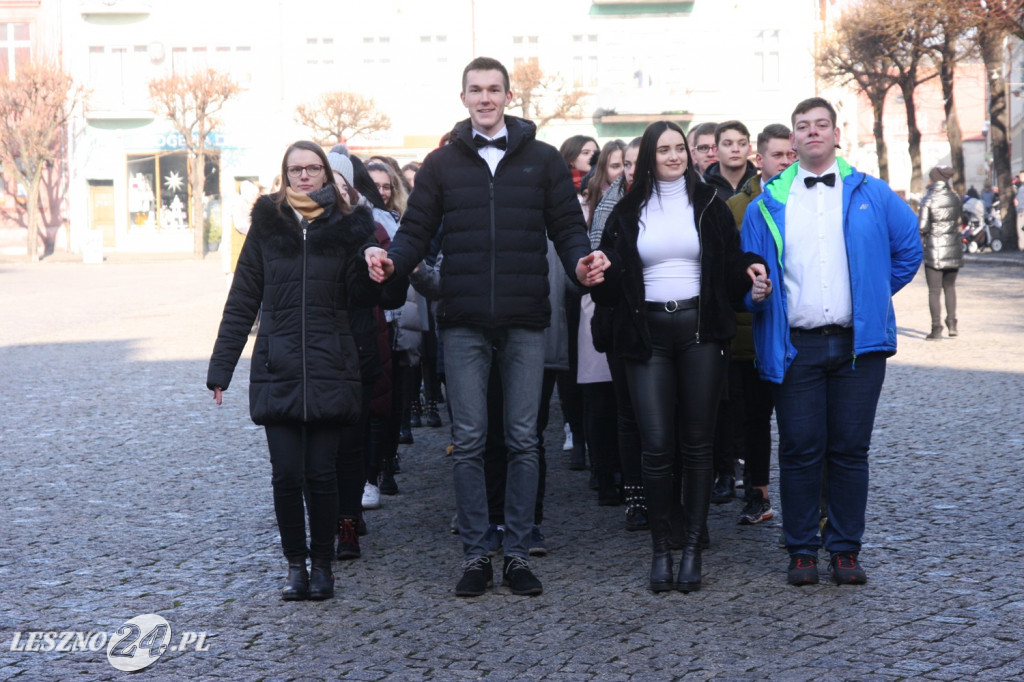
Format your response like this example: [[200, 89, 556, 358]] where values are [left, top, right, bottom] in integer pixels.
[[833, 553, 858, 569], [505, 555, 530, 575], [793, 557, 816, 569], [462, 555, 490, 572], [338, 519, 358, 545]]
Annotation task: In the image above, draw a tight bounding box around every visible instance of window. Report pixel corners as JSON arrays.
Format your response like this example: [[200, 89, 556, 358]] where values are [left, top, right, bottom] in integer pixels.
[[420, 35, 432, 43], [754, 29, 780, 86], [88, 45, 150, 108], [0, 22, 32, 79], [436, 35, 447, 43]]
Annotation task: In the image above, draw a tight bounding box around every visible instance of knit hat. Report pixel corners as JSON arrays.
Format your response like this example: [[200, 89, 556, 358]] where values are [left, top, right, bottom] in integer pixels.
[[929, 166, 954, 183], [327, 151, 354, 188]]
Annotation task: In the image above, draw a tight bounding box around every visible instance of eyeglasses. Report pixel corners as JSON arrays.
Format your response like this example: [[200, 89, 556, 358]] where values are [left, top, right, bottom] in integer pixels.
[[374, 183, 393, 193], [694, 144, 717, 154], [286, 164, 324, 178]]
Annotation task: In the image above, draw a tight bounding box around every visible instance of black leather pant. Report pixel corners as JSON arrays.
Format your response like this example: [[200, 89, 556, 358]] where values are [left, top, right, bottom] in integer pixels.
[[623, 308, 726, 551]]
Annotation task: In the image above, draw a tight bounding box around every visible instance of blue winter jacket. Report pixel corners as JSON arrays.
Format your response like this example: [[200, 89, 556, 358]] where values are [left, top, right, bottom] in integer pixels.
[[740, 159, 922, 384]]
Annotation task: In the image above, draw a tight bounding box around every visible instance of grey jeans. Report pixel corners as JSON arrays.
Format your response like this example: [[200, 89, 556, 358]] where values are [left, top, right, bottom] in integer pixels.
[[443, 326, 545, 559]]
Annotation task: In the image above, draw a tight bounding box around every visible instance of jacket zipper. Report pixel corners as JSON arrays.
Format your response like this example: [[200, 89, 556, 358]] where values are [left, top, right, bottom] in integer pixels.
[[695, 189, 715, 344], [489, 179, 496, 320], [301, 223, 308, 421]]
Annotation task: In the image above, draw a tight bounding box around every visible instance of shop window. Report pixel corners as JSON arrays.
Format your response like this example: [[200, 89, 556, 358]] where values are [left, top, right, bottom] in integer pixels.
[[126, 152, 219, 231]]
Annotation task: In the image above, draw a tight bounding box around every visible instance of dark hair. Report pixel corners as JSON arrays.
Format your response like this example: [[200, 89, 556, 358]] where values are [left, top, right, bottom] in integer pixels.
[[351, 155, 387, 211], [559, 135, 599, 169], [274, 140, 348, 214], [623, 120, 700, 212], [791, 97, 837, 127], [585, 139, 627, 226], [462, 56, 510, 92], [688, 122, 718, 144], [756, 123, 792, 154], [714, 120, 750, 145]]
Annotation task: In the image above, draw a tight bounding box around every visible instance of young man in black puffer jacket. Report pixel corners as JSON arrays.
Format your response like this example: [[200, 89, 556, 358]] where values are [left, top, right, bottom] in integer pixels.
[[364, 57, 609, 598]]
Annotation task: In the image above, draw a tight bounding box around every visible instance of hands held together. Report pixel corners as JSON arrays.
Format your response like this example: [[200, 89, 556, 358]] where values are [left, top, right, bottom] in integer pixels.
[[365, 247, 395, 283], [747, 263, 773, 303], [576, 250, 610, 287]]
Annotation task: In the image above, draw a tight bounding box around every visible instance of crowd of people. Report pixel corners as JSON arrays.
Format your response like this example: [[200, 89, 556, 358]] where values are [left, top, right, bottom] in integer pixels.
[[207, 56, 924, 601]]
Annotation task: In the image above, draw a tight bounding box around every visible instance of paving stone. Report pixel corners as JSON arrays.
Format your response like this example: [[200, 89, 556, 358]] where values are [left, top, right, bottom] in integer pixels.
[[0, 257, 1022, 678]]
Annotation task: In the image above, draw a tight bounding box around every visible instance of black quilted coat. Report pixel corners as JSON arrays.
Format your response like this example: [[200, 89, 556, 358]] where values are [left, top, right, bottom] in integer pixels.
[[385, 115, 592, 329], [207, 188, 381, 425]]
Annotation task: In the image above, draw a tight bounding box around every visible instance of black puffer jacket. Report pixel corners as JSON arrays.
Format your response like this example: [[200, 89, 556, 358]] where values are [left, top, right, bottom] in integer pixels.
[[703, 160, 758, 200], [919, 181, 964, 270], [591, 180, 765, 361], [385, 115, 591, 329], [207, 189, 381, 425]]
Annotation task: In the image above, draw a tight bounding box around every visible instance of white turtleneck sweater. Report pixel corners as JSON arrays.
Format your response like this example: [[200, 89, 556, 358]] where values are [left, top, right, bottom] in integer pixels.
[[637, 176, 701, 302]]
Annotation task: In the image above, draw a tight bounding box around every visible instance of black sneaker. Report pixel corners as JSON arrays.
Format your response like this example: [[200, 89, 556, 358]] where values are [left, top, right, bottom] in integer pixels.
[[787, 555, 819, 586], [711, 473, 736, 503], [502, 555, 543, 596], [455, 556, 493, 597], [829, 552, 867, 585], [738, 489, 774, 525]]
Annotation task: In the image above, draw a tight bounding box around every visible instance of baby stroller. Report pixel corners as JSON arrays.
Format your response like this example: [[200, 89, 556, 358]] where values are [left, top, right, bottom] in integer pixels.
[[960, 198, 1003, 253]]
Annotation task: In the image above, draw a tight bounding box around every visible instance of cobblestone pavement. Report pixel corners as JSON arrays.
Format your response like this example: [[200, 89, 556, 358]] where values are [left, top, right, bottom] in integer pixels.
[[1, 254, 1022, 680]]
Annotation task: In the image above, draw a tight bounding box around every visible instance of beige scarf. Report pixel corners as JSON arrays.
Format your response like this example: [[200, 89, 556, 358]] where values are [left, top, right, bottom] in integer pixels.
[[285, 187, 325, 221]]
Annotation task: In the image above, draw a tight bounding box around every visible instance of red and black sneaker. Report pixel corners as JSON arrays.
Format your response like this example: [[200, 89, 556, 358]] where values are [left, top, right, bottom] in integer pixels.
[[829, 552, 867, 585], [787, 555, 819, 586], [336, 517, 361, 561]]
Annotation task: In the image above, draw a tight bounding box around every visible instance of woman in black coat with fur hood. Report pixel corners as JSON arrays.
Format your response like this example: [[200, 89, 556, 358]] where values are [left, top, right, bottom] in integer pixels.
[[207, 141, 381, 601]]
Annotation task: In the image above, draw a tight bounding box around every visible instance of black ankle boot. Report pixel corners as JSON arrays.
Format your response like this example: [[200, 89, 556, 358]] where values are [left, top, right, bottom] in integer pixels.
[[409, 399, 422, 428], [308, 559, 334, 600], [644, 472, 675, 592], [281, 557, 309, 601], [675, 545, 702, 592], [623, 485, 649, 531], [946, 318, 958, 337]]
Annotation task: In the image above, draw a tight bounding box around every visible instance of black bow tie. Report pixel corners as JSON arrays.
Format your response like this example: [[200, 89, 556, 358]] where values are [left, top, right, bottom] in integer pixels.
[[804, 173, 836, 188], [473, 135, 507, 150]]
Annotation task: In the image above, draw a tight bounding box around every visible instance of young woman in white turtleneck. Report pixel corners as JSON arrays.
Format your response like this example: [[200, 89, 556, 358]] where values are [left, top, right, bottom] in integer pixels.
[[592, 121, 770, 595]]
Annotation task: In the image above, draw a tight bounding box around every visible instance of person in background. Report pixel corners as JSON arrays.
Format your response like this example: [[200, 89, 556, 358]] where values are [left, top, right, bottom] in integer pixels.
[[703, 120, 757, 199], [687, 122, 718, 179], [723, 123, 796, 526], [919, 165, 963, 340], [207, 140, 381, 601], [559, 135, 600, 195], [593, 121, 769, 594], [589, 137, 646, 530]]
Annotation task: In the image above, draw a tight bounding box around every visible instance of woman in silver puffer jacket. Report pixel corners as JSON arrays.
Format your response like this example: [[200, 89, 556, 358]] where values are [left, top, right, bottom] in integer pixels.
[[918, 166, 963, 339]]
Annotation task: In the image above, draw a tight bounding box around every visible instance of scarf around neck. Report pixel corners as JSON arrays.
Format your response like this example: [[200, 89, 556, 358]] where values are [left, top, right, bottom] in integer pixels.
[[285, 185, 336, 222]]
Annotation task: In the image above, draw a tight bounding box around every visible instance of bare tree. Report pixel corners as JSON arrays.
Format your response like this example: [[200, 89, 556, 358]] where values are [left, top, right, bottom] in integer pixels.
[[817, 3, 897, 181], [149, 68, 240, 257], [968, 0, 1024, 250], [917, 0, 977, 194], [295, 91, 391, 146], [0, 61, 84, 261], [509, 62, 587, 130]]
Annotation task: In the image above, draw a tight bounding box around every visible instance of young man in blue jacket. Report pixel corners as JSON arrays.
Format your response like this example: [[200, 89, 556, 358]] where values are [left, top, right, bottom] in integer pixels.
[[365, 57, 608, 598], [741, 97, 922, 587]]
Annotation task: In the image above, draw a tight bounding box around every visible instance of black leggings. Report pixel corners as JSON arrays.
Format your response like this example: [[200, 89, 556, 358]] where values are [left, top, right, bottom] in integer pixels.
[[624, 309, 726, 541], [265, 423, 341, 561], [925, 266, 957, 328]]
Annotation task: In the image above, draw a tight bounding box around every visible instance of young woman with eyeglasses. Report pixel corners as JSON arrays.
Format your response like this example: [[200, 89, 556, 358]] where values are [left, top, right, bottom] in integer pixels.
[[207, 140, 381, 602], [592, 121, 770, 593], [367, 162, 409, 219]]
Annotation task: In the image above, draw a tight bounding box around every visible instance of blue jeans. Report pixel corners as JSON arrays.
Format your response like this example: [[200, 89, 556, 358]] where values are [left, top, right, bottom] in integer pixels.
[[772, 330, 886, 556], [443, 326, 545, 560]]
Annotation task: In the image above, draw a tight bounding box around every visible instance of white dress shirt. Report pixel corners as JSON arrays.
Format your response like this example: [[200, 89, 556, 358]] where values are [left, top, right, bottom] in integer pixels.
[[473, 126, 507, 176], [784, 161, 852, 329]]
